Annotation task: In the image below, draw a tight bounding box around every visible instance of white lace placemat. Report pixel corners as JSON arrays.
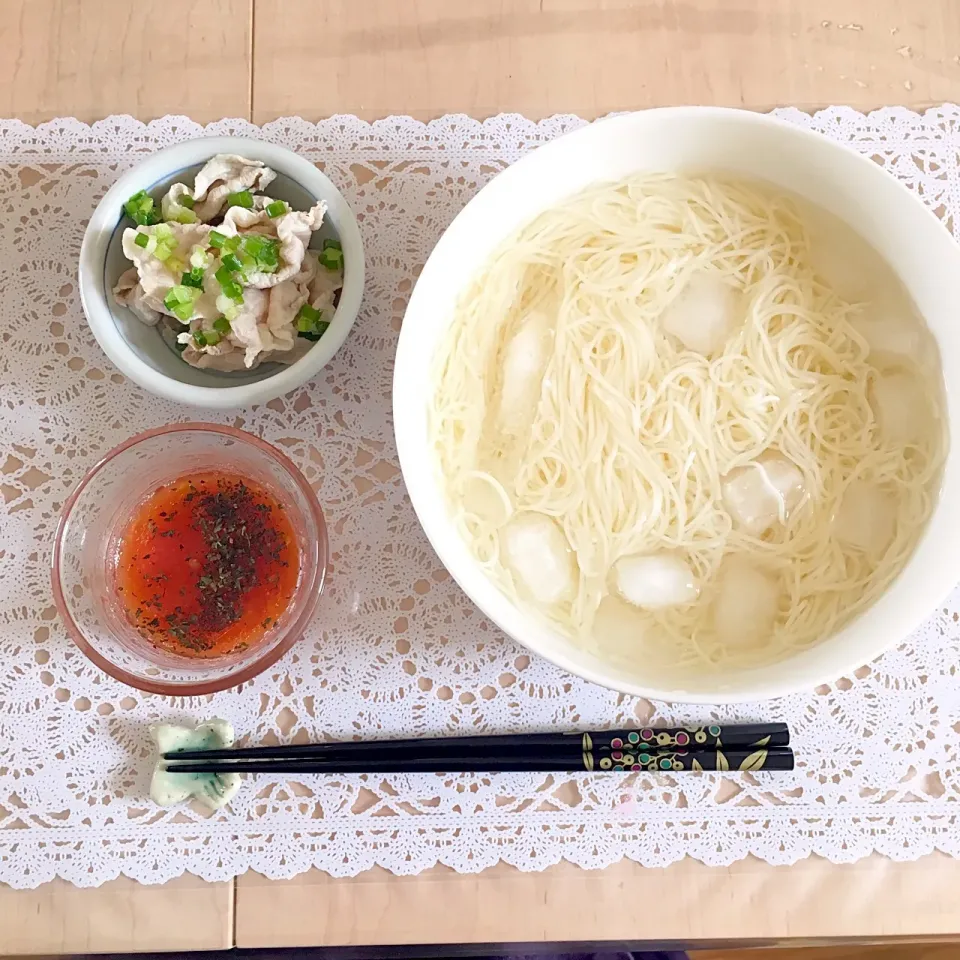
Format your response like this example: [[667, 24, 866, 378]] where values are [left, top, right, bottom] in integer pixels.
[[2, 107, 960, 890]]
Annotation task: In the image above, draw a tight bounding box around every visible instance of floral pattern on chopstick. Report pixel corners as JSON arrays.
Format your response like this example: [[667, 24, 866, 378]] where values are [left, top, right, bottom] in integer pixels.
[[581, 728, 792, 772], [592, 748, 773, 772]]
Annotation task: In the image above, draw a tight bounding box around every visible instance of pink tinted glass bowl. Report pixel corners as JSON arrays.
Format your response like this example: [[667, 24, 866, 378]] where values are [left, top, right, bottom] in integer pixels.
[[51, 424, 327, 694]]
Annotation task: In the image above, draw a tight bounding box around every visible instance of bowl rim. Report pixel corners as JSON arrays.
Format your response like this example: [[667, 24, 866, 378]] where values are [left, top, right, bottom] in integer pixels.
[[79, 135, 365, 410], [393, 104, 960, 704], [51, 422, 328, 695]]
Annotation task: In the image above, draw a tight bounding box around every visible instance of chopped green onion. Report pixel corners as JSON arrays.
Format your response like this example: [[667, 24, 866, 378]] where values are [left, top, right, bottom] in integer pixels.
[[181, 267, 205, 289], [221, 235, 242, 254], [123, 189, 160, 226], [167, 285, 196, 304], [242, 234, 278, 258], [192, 327, 222, 349], [209, 230, 227, 248], [180, 194, 195, 210], [163, 284, 201, 322], [298, 320, 329, 342], [137, 233, 159, 255], [215, 294, 238, 318], [227, 190, 254, 209], [174, 209, 198, 224], [166, 256, 186, 275], [242, 235, 281, 273], [297, 303, 322, 325], [189, 246, 212, 270], [215, 263, 244, 302], [222, 280, 244, 303], [213, 316, 231, 335], [220, 253, 243, 273], [296, 302, 329, 340], [266, 200, 287, 218], [318, 238, 343, 270], [154, 227, 178, 263]]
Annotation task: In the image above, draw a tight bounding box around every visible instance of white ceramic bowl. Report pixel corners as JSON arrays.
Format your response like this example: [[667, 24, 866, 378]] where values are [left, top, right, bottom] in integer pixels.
[[80, 136, 364, 409], [394, 107, 960, 703]]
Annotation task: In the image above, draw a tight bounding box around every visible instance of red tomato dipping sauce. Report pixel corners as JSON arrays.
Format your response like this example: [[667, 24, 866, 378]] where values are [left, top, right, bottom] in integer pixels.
[[115, 471, 299, 658]]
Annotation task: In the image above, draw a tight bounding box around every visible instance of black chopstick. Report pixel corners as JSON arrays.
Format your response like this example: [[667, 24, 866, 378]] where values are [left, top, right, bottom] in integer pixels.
[[163, 746, 795, 775], [163, 723, 788, 762]]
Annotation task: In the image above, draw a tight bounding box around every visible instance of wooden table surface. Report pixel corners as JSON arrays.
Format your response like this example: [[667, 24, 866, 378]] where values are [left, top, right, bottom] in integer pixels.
[[3, 0, 960, 955]]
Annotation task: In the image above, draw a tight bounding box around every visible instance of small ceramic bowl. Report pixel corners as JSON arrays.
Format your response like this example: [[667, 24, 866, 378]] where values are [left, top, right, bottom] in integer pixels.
[[79, 136, 365, 409], [51, 424, 328, 694]]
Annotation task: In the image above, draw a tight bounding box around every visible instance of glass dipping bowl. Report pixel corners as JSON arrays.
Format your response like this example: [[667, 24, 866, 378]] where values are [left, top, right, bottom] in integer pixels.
[[52, 423, 327, 694]]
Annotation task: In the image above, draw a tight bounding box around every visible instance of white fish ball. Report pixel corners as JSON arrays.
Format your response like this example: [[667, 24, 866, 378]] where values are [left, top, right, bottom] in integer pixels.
[[660, 273, 740, 356], [834, 480, 896, 555], [498, 312, 552, 434], [502, 513, 576, 605], [870, 372, 929, 446], [712, 559, 780, 647], [722, 454, 805, 536], [613, 553, 699, 609]]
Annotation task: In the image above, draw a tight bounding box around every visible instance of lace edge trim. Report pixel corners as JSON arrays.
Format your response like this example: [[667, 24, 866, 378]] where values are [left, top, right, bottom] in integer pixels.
[[4, 835, 953, 889], [0, 104, 958, 131], [0, 105, 957, 160]]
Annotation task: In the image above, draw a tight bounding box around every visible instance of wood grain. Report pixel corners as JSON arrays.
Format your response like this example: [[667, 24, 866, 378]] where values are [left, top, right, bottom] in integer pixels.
[[235, 854, 960, 948], [0, 0, 252, 124], [0, 875, 232, 955], [252, 0, 960, 123]]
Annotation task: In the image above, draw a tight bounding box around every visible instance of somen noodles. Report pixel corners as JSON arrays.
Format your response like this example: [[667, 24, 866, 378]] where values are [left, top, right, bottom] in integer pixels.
[[429, 174, 946, 670]]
